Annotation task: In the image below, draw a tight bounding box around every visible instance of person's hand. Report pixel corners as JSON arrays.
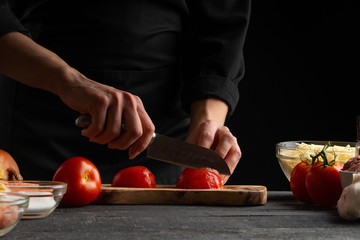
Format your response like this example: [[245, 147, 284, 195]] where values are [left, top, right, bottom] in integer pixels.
[[58, 69, 155, 159], [0, 32, 155, 159], [185, 120, 241, 184]]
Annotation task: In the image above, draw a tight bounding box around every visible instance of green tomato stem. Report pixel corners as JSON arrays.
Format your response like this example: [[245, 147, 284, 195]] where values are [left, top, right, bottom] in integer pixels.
[[310, 141, 335, 167]]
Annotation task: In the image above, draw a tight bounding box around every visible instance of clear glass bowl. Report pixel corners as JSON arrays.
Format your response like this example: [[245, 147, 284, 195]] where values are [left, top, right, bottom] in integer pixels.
[[0, 192, 29, 236], [5, 181, 67, 219], [276, 140, 356, 181]]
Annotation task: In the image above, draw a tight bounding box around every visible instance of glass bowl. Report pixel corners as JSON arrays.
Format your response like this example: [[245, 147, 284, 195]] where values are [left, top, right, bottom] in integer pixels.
[[0, 192, 29, 236], [276, 140, 356, 181], [4, 181, 67, 219], [339, 169, 360, 189]]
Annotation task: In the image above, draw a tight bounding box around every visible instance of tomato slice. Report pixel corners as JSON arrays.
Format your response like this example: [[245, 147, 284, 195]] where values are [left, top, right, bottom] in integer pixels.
[[176, 168, 223, 189], [112, 166, 156, 188]]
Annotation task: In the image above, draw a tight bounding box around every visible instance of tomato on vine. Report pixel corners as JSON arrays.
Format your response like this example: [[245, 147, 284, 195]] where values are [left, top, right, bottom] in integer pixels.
[[305, 161, 343, 207], [305, 142, 343, 207], [290, 159, 314, 204]]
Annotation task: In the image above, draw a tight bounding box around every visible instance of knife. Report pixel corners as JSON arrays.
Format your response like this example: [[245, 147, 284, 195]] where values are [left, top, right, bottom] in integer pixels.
[[75, 114, 231, 175]]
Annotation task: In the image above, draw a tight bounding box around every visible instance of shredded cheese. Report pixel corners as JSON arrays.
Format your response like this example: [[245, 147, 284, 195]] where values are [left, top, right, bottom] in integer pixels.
[[278, 142, 355, 181]]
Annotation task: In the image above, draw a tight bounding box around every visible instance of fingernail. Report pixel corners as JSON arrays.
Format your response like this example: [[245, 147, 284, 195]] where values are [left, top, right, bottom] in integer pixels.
[[129, 151, 139, 160]]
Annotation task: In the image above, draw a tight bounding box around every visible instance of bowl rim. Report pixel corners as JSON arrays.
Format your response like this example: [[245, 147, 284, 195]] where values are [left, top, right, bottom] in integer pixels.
[[276, 140, 356, 150], [4, 180, 67, 190], [0, 191, 29, 206]]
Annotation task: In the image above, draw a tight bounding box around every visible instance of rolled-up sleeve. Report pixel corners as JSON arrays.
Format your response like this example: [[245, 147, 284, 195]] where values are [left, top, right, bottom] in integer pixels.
[[0, 0, 29, 37], [181, 0, 251, 116]]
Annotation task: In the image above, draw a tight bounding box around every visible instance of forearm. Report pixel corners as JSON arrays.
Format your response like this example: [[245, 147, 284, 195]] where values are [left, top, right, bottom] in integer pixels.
[[0, 31, 78, 97], [188, 98, 228, 135]]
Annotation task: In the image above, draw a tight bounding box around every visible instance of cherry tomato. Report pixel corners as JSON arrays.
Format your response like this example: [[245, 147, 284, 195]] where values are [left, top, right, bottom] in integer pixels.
[[305, 161, 343, 207], [176, 168, 223, 189], [290, 161, 314, 203], [53, 156, 101, 207], [112, 166, 156, 188]]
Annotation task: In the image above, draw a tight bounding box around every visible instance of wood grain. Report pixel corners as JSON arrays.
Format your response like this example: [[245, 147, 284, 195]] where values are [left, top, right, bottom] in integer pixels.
[[93, 184, 267, 206]]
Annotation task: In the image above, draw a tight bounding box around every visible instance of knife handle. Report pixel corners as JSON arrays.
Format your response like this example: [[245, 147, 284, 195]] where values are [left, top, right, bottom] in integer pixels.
[[75, 114, 126, 131], [75, 114, 92, 128], [75, 114, 156, 140]]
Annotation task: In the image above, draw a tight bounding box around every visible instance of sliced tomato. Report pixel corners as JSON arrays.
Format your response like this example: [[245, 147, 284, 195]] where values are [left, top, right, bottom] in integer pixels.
[[112, 166, 156, 188], [176, 168, 223, 189]]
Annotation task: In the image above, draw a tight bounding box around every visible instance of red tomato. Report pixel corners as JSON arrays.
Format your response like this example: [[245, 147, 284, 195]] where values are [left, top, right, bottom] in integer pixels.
[[290, 161, 314, 203], [305, 161, 343, 207], [112, 166, 156, 188], [176, 168, 223, 189], [53, 156, 101, 207]]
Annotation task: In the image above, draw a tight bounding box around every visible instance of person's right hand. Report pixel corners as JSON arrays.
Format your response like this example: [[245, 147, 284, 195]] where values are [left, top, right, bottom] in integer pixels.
[[58, 68, 155, 159], [0, 32, 154, 159]]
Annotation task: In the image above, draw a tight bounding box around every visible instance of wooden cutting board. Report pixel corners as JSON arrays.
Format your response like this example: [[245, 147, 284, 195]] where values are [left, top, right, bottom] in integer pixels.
[[93, 184, 267, 206]]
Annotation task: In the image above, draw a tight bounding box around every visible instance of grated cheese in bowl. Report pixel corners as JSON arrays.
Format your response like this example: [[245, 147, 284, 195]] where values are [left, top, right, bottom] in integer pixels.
[[276, 141, 356, 181]]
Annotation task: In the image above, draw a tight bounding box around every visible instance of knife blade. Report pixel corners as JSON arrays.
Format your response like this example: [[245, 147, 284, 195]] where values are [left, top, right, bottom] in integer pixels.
[[75, 114, 231, 175]]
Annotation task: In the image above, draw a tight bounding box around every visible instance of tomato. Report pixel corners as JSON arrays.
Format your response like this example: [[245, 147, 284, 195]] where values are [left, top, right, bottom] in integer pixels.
[[0, 205, 19, 229], [176, 168, 223, 189], [53, 156, 101, 207], [305, 161, 343, 207], [0, 149, 22, 180], [290, 161, 314, 204], [112, 166, 156, 188]]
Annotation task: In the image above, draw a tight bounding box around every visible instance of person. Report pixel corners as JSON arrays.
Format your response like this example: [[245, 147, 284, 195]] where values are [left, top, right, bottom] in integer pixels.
[[0, 0, 251, 184]]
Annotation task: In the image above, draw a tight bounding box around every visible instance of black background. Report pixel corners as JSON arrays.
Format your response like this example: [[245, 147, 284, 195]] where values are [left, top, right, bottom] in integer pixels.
[[226, 1, 360, 190]]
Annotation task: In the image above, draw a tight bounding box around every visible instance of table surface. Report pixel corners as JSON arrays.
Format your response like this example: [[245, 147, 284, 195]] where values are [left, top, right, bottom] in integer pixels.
[[3, 191, 360, 240]]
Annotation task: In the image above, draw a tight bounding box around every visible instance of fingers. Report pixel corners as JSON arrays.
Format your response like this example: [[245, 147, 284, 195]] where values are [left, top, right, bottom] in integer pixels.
[[107, 95, 155, 160], [104, 92, 142, 149], [223, 143, 242, 173], [186, 120, 217, 149], [214, 130, 241, 170], [187, 120, 241, 184], [217, 143, 241, 184], [128, 97, 155, 159], [87, 99, 123, 145], [80, 89, 155, 158], [60, 74, 154, 158], [80, 96, 109, 140], [221, 144, 241, 184], [107, 109, 142, 150]]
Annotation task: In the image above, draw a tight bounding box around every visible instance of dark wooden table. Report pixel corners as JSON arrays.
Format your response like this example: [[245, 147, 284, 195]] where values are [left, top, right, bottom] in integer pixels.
[[3, 191, 360, 240]]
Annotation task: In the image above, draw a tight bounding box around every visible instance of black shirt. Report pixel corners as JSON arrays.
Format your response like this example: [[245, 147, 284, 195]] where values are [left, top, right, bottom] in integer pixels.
[[0, 0, 250, 184]]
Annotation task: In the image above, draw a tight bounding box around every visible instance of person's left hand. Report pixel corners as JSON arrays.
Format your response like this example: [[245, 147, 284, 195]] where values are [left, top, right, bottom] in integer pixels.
[[185, 120, 241, 184]]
